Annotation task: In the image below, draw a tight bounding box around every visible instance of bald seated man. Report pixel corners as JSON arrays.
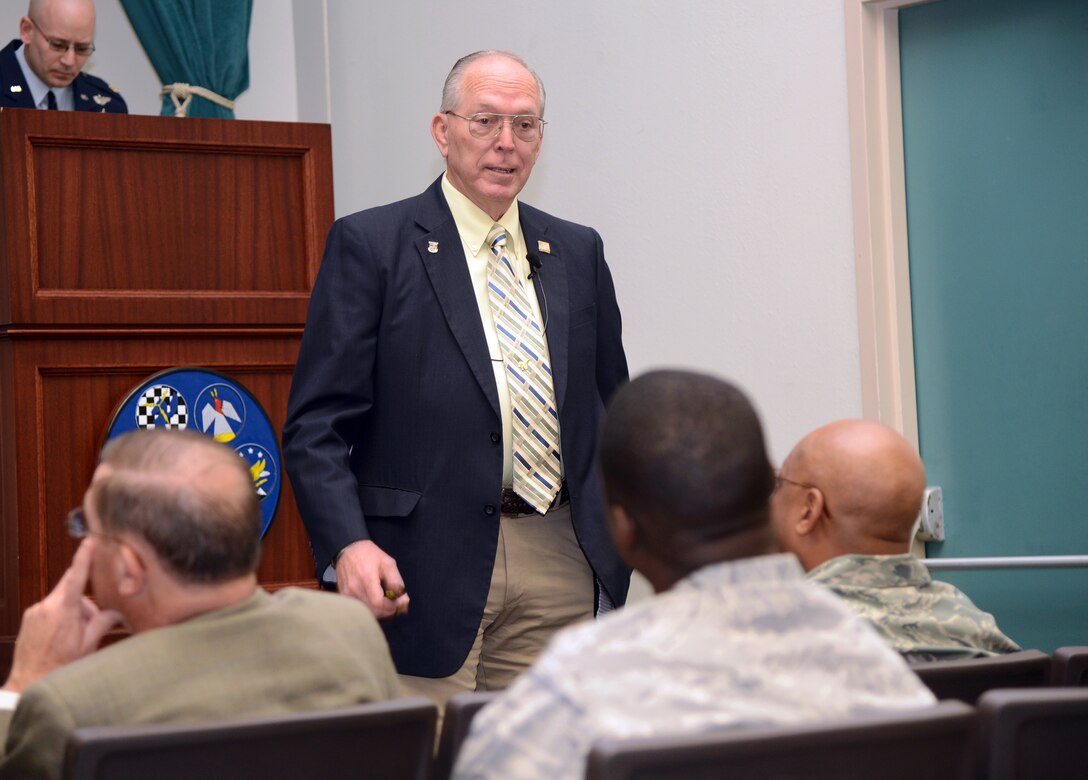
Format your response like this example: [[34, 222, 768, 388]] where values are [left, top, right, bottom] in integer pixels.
[[453, 372, 935, 780], [1, 0, 126, 113], [772, 419, 1020, 662], [0, 429, 399, 780]]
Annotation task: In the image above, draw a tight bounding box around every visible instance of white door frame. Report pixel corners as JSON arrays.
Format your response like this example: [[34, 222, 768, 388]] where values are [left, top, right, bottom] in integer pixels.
[[843, 0, 938, 448]]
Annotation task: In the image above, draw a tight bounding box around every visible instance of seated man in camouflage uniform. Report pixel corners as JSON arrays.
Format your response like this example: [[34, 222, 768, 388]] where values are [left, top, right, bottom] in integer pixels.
[[452, 372, 936, 780], [772, 418, 1020, 662]]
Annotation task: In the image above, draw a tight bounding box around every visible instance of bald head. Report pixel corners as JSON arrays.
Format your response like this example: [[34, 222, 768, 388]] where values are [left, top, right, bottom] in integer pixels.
[[439, 49, 545, 115], [20, 0, 96, 88], [28, 0, 95, 20], [772, 420, 925, 570], [93, 429, 261, 584]]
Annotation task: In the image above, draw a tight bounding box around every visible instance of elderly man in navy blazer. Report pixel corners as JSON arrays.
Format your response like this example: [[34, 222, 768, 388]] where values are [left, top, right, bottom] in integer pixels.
[[284, 50, 628, 708], [0, 0, 126, 114]]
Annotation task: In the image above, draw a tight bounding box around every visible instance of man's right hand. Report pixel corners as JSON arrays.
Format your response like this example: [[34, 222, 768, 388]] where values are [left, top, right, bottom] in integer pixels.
[[3, 539, 123, 694], [335, 540, 410, 621]]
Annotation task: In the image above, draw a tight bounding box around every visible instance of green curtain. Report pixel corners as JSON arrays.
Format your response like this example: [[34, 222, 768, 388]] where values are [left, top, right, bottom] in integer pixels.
[[120, 0, 252, 119]]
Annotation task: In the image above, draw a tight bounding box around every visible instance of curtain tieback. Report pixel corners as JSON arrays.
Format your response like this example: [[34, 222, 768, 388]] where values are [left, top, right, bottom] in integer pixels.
[[160, 83, 236, 117]]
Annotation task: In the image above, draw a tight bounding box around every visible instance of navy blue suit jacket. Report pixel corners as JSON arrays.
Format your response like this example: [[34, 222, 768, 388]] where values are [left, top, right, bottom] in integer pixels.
[[0, 39, 127, 113], [283, 177, 630, 677]]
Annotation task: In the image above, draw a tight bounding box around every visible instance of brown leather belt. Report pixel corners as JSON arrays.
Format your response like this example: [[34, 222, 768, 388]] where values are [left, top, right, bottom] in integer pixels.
[[500, 483, 570, 515]]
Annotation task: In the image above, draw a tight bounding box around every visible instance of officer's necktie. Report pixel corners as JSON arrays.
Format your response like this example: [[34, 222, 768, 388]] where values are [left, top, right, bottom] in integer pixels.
[[46, 90, 57, 110], [487, 223, 561, 514]]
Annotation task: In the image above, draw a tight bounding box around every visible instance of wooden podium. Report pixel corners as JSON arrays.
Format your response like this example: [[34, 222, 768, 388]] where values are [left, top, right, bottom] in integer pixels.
[[0, 108, 333, 670]]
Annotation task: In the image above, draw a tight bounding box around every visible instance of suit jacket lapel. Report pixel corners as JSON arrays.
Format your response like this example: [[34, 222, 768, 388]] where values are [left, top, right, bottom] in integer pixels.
[[415, 180, 502, 418], [521, 212, 570, 413]]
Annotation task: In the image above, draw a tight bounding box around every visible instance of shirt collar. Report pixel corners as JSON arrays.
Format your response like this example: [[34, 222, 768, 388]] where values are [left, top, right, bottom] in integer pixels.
[[676, 553, 807, 592], [441, 173, 524, 261], [14, 43, 68, 110], [808, 553, 928, 587]]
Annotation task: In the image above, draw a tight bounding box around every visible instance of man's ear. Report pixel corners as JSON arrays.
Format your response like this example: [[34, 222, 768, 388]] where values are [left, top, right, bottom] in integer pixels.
[[19, 17, 32, 45], [794, 488, 827, 537], [605, 503, 640, 560], [115, 543, 148, 598], [431, 113, 450, 158]]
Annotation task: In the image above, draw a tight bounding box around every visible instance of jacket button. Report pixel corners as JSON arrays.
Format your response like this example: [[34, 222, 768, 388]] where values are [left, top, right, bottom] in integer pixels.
[[490, 431, 500, 443], [484, 504, 496, 516]]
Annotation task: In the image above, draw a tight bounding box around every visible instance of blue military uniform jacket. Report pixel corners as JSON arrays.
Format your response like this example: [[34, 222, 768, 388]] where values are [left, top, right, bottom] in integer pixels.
[[0, 39, 127, 114]]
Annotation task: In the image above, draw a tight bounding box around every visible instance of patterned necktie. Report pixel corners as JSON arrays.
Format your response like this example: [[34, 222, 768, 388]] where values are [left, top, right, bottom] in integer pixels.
[[46, 90, 57, 110], [487, 223, 562, 513]]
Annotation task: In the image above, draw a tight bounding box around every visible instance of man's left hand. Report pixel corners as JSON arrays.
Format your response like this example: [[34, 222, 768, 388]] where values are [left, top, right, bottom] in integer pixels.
[[2, 539, 124, 694]]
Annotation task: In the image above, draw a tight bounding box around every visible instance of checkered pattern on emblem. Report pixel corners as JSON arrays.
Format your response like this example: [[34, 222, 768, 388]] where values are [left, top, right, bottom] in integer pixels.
[[136, 385, 188, 429]]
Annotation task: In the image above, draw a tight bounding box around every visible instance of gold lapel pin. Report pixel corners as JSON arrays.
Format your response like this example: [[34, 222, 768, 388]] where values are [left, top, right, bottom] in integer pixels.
[[537, 240, 551, 254]]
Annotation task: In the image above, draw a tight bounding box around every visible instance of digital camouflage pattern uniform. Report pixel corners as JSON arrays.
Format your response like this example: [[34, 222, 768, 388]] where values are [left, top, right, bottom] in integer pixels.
[[808, 553, 1021, 662], [452, 554, 935, 780]]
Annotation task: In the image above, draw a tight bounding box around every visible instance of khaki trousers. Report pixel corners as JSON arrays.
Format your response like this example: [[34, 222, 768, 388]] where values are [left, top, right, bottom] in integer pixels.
[[399, 500, 594, 715]]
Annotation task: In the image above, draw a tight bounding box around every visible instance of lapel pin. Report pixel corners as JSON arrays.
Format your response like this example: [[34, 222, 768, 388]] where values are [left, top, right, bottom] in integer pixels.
[[427, 241, 439, 254], [10, 85, 22, 93], [93, 94, 111, 106], [537, 240, 551, 254]]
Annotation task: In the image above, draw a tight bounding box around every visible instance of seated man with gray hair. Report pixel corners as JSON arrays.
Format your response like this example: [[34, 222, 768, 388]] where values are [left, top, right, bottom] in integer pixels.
[[452, 370, 935, 780], [772, 418, 1020, 661], [0, 429, 399, 779]]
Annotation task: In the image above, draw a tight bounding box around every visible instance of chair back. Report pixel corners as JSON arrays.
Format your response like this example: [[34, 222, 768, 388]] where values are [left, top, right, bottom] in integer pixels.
[[432, 691, 502, 780], [978, 687, 1088, 780], [909, 649, 1050, 704], [1051, 647, 1088, 686], [584, 701, 975, 780], [62, 697, 437, 780]]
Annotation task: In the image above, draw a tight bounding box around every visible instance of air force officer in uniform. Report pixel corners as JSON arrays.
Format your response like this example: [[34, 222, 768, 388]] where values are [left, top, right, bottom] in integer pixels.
[[1, 0, 126, 114]]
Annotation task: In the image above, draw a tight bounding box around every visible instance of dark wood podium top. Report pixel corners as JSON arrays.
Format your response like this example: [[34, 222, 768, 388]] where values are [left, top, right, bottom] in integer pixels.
[[0, 108, 333, 328]]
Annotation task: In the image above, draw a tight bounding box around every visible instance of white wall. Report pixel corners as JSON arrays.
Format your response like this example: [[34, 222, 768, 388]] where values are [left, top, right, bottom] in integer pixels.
[[322, 1, 864, 462], [2, 0, 865, 462], [3, 0, 867, 602]]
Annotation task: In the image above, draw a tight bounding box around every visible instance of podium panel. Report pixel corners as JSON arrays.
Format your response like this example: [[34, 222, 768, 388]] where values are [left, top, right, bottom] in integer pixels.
[[0, 330, 317, 668], [0, 110, 334, 673], [0, 109, 331, 326]]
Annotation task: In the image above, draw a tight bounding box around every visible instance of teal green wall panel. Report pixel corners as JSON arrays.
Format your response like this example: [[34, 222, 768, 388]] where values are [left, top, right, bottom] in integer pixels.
[[900, 0, 1088, 651]]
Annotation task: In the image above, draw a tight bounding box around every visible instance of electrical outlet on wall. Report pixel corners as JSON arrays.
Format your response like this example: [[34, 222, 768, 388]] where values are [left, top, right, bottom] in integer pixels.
[[915, 486, 944, 542]]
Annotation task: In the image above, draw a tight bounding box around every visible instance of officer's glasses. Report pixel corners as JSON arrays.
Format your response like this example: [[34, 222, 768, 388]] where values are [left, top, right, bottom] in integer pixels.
[[29, 17, 95, 57], [444, 112, 546, 142]]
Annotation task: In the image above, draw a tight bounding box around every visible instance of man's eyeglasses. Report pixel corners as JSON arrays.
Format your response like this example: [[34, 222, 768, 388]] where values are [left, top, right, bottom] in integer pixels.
[[66, 507, 119, 542], [29, 17, 95, 57], [444, 112, 546, 142], [773, 470, 833, 517], [773, 470, 816, 494]]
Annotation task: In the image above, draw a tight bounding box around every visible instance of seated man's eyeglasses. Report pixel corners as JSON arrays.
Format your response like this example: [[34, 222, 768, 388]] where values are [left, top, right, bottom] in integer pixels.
[[444, 112, 546, 142], [773, 470, 816, 494], [66, 507, 120, 543], [773, 470, 833, 518], [29, 17, 95, 57]]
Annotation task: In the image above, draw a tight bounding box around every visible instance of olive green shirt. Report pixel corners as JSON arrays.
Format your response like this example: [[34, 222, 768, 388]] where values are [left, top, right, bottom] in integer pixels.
[[0, 588, 400, 779]]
